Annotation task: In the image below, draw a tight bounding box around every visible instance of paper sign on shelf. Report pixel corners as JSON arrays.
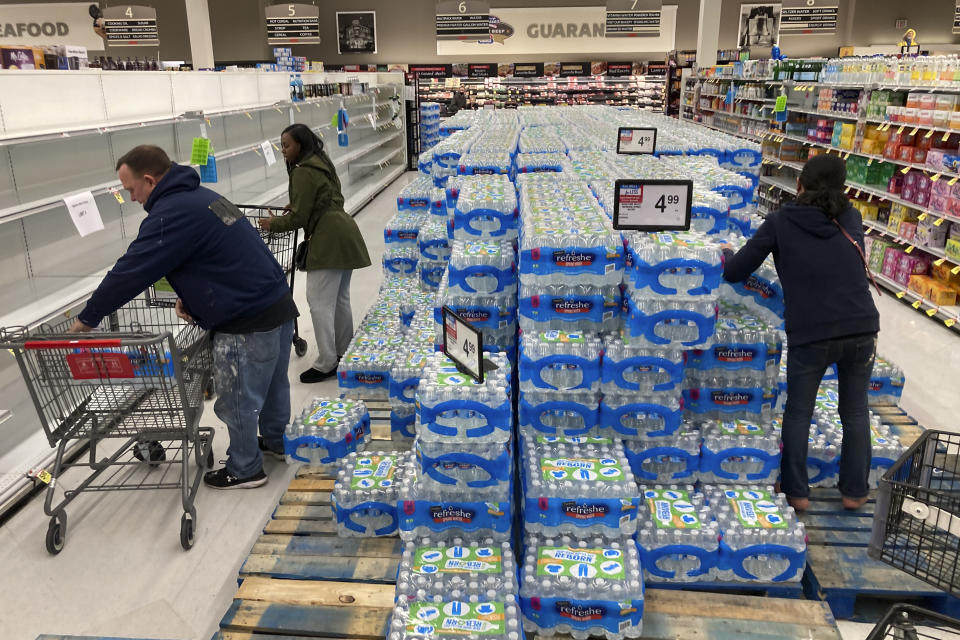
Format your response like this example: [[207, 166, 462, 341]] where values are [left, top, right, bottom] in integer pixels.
[[64, 191, 105, 238], [260, 141, 277, 166]]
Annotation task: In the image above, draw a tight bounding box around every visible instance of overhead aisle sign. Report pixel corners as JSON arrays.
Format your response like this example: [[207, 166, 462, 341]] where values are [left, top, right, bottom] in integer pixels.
[[436, 0, 490, 41], [265, 3, 321, 45], [102, 5, 159, 47], [605, 0, 661, 37], [955, 1, 960, 35], [781, 1, 839, 35]]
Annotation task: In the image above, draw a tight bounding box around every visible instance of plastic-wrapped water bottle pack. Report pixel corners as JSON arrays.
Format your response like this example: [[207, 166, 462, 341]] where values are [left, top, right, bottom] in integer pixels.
[[514, 152, 566, 175], [390, 347, 434, 409], [518, 130, 565, 154], [698, 419, 781, 485], [600, 333, 685, 395], [686, 304, 783, 381], [338, 347, 399, 399], [388, 595, 524, 640], [519, 283, 623, 335], [453, 174, 519, 240], [702, 485, 807, 583], [383, 245, 419, 277], [459, 151, 513, 176], [418, 217, 451, 262], [718, 240, 784, 322], [624, 427, 702, 483], [519, 389, 601, 438], [395, 538, 519, 600], [635, 484, 720, 582], [624, 231, 724, 297], [283, 397, 371, 468], [447, 239, 517, 296], [519, 330, 602, 393], [416, 436, 514, 490], [398, 175, 436, 212], [434, 270, 517, 353], [520, 434, 640, 538], [332, 450, 412, 537], [420, 102, 442, 152], [599, 390, 684, 439], [623, 287, 718, 349], [518, 534, 645, 640]]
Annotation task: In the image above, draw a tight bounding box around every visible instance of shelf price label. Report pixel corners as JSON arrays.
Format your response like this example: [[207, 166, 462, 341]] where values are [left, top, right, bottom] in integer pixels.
[[952, 266, 960, 275], [947, 319, 957, 328], [927, 308, 938, 317], [617, 127, 657, 155], [912, 300, 923, 309], [935, 258, 946, 266], [612, 179, 693, 232], [896, 291, 906, 299], [442, 306, 485, 383]]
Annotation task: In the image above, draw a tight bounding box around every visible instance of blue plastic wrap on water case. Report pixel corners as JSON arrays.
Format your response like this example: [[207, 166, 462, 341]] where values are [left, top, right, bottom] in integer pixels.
[[624, 443, 699, 481], [519, 246, 623, 279], [519, 396, 600, 436], [397, 197, 430, 212], [520, 596, 644, 635], [808, 455, 839, 485], [448, 264, 516, 294], [520, 352, 601, 392], [637, 541, 718, 580], [398, 496, 513, 537], [523, 496, 640, 531], [334, 501, 398, 536], [384, 228, 419, 244], [869, 376, 905, 400], [599, 400, 684, 438], [418, 397, 512, 439], [520, 292, 622, 326], [383, 256, 417, 276], [454, 207, 518, 238], [691, 205, 730, 235], [700, 446, 781, 482], [391, 409, 416, 438], [624, 296, 717, 347], [420, 264, 445, 290], [417, 441, 513, 488], [712, 184, 752, 210], [282, 417, 371, 464], [419, 238, 449, 261], [730, 274, 785, 318], [601, 353, 685, 392], [627, 254, 723, 296], [433, 304, 516, 331], [339, 369, 390, 394], [718, 540, 805, 582]]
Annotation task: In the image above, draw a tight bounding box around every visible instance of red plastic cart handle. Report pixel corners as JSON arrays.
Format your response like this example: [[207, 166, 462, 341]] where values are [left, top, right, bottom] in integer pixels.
[[24, 339, 124, 350]]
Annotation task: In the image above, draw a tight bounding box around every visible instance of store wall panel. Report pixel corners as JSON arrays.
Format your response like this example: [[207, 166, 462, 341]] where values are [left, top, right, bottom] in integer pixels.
[[0, 222, 30, 292], [8, 137, 113, 205], [0, 149, 16, 210]]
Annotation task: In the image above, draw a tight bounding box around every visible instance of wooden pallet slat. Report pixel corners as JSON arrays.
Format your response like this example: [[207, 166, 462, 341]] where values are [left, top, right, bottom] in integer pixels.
[[251, 535, 402, 558], [240, 554, 399, 583], [263, 519, 337, 536], [645, 580, 803, 599], [219, 599, 390, 639], [236, 577, 395, 608]]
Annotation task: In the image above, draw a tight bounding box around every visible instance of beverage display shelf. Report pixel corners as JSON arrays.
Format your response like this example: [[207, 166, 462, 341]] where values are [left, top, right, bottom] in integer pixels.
[[787, 106, 859, 121], [873, 271, 960, 331], [862, 219, 959, 267], [758, 174, 798, 196], [697, 121, 764, 143]]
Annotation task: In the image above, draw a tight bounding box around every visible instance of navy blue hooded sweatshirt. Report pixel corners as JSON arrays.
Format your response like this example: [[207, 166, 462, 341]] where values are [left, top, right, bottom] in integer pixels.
[[79, 164, 290, 330], [722, 201, 879, 347]]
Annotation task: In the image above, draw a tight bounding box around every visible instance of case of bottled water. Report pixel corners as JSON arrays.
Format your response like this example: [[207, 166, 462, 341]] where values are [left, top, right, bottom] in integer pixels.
[[338, 349, 397, 400], [683, 372, 779, 425], [718, 254, 784, 325], [397, 462, 514, 542], [419, 148, 434, 176], [332, 450, 412, 537], [419, 260, 446, 292], [416, 437, 514, 490], [388, 595, 523, 640], [435, 273, 517, 351], [685, 306, 783, 380], [395, 539, 519, 601], [454, 175, 519, 240], [703, 485, 807, 583], [514, 152, 565, 175], [398, 175, 435, 212], [385, 211, 425, 245], [447, 240, 517, 296], [806, 428, 841, 488], [623, 232, 723, 297], [624, 430, 702, 483], [418, 218, 451, 262], [391, 348, 433, 407], [635, 485, 720, 582], [868, 357, 906, 406], [518, 228, 624, 289], [689, 191, 731, 235], [392, 404, 417, 440], [383, 246, 419, 277], [520, 435, 640, 538], [699, 420, 781, 485], [416, 352, 512, 442], [519, 390, 601, 437], [283, 397, 371, 467], [519, 284, 622, 335], [600, 334, 685, 395], [623, 290, 718, 349], [598, 392, 684, 439], [459, 151, 513, 176], [520, 330, 602, 393], [519, 534, 645, 640]]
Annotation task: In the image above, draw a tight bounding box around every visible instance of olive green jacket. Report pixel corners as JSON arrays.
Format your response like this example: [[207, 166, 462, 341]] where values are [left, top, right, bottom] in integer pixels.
[[269, 152, 371, 270]]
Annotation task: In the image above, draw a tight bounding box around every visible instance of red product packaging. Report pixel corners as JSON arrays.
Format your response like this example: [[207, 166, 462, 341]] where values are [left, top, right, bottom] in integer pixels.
[[899, 146, 917, 162], [915, 190, 931, 207], [903, 171, 919, 187], [915, 174, 932, 193], [884, 141, 900, 159], [900, 221, 917, 241], [913, 148, 928, 164], [894, 268, 913, 286], [888, 174, 904, 194], [902, 185, 916, 202]]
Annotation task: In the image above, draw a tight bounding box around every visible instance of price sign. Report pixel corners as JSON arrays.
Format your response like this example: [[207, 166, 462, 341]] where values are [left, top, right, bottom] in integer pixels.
[[617, 127, 657, 155], [102, 5, 159, 46], [436, 0, 490, 41], [265, 3, 321, 45], [442, 306, 484, 383], [612, 179, 693, 231]]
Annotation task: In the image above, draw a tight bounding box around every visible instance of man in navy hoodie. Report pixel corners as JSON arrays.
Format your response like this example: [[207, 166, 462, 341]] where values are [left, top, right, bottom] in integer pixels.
[[72, 145, 298, 489]]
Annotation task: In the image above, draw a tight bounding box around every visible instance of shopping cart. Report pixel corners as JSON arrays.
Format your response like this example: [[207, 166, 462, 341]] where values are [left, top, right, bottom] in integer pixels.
[[237, 204, 309, 357], [867, 430, 960, 635], [0, 295, 215, 554]]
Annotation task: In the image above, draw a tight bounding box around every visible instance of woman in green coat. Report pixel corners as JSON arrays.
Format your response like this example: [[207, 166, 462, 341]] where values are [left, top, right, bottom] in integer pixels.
[[259, 123, 371, 383]]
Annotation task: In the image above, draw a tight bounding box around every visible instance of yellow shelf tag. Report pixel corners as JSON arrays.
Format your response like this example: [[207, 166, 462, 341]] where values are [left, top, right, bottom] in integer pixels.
[[944, 131, 952, 142], [868, 158, 873, 165], [896, 291, 906, 299], [925, 129, 935, 139], [897, 125, 905, 134], [844, 186, 851, 194], [927, 308, 938, 317], [912, 300, 922, 309], [905, 245, 915, 253], [36, 470, 52, 484], [245, 112, 252, 119], [947, 318, 957, 328], [778, 163, 784, 169], [910, 127, 920, 136], [113, 191, 124, 204], [919, 213, 928, 221], [951, 176, 959, 185], [932, 173, 942, 182], [272, 143, 280, 151], [952, 265, 960, 275], [935, 217, 946, 226], [901, 166, 911, 174], [935, 258, 946, 266]]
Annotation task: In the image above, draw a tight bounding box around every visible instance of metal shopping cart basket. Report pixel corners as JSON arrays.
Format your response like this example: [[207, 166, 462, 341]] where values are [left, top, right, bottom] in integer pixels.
[[0, 296, 215, 554], [866, 603, 960, 639], [237, 204, 309, 357]]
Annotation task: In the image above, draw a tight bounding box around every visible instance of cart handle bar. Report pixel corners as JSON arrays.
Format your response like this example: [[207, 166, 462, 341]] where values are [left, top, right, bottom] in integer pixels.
[[24, 338, 124, 350], [235, 204, 290, 212]]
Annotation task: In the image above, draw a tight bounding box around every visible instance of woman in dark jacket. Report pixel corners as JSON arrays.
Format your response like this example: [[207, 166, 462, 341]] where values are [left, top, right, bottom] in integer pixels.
[[722, 154, 880, 512], [259, 123, 371, 383]]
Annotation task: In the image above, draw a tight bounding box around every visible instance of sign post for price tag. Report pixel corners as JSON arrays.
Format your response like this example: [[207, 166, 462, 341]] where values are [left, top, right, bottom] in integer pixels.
[[617, 127, 657, 155], [612, 179, 692, 231], [442, 306, 486, 383]]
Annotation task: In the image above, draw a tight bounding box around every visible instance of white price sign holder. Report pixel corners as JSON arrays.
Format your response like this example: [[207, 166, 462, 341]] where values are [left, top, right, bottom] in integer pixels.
[[442, 305, 485, 382], [616, 127, 657, 155], [613, 179, 692, 231]]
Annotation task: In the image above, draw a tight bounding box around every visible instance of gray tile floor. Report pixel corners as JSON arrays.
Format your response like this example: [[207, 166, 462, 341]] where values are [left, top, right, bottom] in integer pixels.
[[0, 170, 955, 640]]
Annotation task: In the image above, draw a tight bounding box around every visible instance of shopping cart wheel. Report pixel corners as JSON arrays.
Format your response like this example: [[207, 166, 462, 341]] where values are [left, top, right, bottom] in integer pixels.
[[133, 440, 166, 467], [45, 515, 66, 555], [180, 513, 195, 550], [294, 336, 308, 358]]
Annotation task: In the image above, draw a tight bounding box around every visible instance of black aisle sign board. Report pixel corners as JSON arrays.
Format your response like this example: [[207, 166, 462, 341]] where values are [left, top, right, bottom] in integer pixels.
[[442, 306, 484, 383], [605, 0, 661, 37], [613, 179, 692, 231], [410, 64, 453, 78], [468, 63, 497, 77], [781, 2, 839, 35], [102, 5, 159, 46], [265, 3, 321, 44], [436, 0, 490, 40], [559, 62, 590, 77], [607, 61, 634, 77], [513, 62, 544, 77]]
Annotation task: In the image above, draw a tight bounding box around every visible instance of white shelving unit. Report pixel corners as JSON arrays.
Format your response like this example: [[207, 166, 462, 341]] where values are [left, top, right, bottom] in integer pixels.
[[0, 70, 407, 513]]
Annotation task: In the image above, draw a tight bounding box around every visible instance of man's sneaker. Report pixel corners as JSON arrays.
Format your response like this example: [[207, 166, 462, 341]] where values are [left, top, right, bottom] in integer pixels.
[[203, 467, 267, 490], [258, 436, 285, 461]]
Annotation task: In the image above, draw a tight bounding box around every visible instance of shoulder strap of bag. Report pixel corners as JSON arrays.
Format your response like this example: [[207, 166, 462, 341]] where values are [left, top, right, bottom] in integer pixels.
[[833, 219, 882, 297]]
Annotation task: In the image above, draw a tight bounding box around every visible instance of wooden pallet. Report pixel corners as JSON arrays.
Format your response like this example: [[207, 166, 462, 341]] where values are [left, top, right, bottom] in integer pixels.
[[873, 405, 925, 448], [800, 487, 960, 621], [646, 578, 803, 599]]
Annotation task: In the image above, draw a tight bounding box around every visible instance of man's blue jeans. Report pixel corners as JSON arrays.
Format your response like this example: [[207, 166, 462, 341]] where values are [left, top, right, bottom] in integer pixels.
[[780, 333, 877, 500], [212, 320, 293, 478]]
